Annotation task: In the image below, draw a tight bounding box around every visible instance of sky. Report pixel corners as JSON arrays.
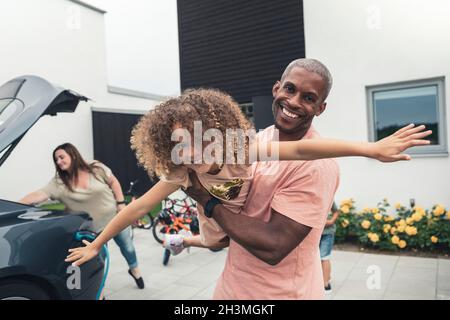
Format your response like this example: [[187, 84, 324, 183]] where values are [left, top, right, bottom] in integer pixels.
[[85, 0, 180, 96]]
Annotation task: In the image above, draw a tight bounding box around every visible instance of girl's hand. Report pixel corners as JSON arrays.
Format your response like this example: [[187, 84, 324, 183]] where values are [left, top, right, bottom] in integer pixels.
[[65, 240, 100, 267], [371, 124, 432, 162]]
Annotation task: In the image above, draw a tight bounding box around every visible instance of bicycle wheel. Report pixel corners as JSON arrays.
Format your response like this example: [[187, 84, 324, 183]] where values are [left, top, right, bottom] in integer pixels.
[[152, 218, 166, 244], [137, 214, 154, 229], [144, 214, 154, 229], [152, 217, 176, 244]]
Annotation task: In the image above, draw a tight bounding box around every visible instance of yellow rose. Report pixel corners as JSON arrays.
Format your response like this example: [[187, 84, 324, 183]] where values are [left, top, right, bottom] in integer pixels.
[[391, 235, 400, 244], [412, 212, 423, 222], [406, 217, 414, 225], [361, 220, 371, 229], [431, 236, 438, 243], [340, 205, 350, 214], [390, 227, 397, 235], [433, 205, 445, 217], [384, 216, 394, 222], [398, 219, 406, 226], [414, 207, 426, 216], [372, 208, 380, 214], [447, 211, 450, 220], [383, 224, 391, 233], [405, 226, 417, 236], [398, 240, 407, 249], [363, 208, 371, 213], [395, 203, 402, 210], [340, 199, 353, 207], [369, 233, 379, 243], [374, 213, 382, 221], [341, 219, 349, 228], [397, 225, 406, 233]]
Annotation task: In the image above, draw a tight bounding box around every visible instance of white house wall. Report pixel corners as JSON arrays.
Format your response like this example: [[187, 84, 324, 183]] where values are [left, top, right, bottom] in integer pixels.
[[303, 0, 450, 209], [0, 0, 160, 201]]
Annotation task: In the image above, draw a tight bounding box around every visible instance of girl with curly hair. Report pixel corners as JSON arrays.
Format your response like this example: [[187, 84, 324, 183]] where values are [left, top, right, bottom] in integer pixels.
[[66, 88, 431, 266]]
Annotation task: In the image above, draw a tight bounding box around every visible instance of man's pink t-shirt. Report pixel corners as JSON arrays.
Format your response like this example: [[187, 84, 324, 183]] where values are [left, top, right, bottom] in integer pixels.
[[213, 125, 340, 300]]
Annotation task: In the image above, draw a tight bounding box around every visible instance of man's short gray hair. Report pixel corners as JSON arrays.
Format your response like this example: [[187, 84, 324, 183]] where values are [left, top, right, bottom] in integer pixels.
[[281, 58, 333, 102]]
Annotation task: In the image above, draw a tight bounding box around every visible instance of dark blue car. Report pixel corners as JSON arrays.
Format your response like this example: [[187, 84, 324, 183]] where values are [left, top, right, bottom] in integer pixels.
[[0, 76, 106, 300]]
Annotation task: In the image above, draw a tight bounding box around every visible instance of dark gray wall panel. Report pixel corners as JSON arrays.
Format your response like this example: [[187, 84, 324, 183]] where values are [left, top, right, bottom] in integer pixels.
[[178, 0, 306, 103]]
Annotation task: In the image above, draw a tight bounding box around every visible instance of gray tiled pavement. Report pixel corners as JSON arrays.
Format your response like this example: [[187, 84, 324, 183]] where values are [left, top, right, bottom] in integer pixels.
[[104, 228, 450, 300]]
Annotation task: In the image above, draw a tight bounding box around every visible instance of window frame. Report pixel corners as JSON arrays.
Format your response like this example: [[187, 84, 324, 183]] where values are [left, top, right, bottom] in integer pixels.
[[366, 77, 447, 156]]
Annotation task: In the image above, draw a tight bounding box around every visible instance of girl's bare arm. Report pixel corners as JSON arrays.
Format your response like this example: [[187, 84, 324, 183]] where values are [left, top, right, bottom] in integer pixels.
[[66, 180, 179, 266], [253, 124, 431, 163]]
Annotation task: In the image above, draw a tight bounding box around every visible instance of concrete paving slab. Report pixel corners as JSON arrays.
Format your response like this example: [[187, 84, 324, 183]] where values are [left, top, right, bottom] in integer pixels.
[[104, 229, 445, 300]]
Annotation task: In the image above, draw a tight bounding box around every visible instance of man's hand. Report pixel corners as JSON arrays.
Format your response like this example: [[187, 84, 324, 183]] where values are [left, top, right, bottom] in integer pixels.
[[185, 170, 211, 207]]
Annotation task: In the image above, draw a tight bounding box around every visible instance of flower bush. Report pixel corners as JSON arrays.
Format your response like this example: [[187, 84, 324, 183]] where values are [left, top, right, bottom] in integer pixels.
[[335, 199, 450, 253]]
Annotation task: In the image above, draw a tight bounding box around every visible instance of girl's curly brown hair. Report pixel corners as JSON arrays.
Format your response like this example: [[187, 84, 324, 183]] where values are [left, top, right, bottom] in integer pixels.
[[130, 88, 254, 177]]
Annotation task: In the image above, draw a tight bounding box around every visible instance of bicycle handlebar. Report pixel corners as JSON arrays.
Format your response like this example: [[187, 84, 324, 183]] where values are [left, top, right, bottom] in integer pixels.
[[125, 179, 140, 196]]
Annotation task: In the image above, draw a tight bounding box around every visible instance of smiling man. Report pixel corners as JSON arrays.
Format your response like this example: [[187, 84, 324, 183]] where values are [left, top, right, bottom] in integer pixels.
[[274, 61, 331, 137], [186, 58, 340, 299]]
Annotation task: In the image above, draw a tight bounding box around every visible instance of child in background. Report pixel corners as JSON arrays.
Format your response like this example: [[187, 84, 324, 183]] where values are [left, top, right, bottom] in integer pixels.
[[320, 200, 340, 294]]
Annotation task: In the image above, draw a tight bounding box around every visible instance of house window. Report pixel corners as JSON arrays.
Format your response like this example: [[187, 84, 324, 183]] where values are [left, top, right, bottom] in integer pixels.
[[367, 77, 447, 156]]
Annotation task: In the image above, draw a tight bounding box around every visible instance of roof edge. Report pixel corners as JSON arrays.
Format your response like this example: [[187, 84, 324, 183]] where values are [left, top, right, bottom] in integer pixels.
[[67, 0, 107, 14]]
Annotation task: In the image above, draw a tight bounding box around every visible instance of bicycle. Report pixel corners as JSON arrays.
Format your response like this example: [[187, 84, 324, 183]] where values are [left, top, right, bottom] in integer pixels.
[[125, 180, 155, 241], [152, 193, 200, 265], [152, 194, 199, 244]]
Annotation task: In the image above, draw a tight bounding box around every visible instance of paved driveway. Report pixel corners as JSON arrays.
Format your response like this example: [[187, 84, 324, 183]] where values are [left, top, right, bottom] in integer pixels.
[[104, 228, 450, 300]]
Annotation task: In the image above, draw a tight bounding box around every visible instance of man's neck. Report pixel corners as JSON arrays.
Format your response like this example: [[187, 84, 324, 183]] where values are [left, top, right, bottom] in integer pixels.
[[278, 126, 311, 142]]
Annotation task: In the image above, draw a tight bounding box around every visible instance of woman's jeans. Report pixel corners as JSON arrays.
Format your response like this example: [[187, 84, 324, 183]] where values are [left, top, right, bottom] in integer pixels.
[[112, 226, 138, 269]]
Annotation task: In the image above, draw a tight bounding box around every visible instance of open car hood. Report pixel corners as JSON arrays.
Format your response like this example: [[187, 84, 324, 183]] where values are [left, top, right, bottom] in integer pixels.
[[0, 75, 88, 166]]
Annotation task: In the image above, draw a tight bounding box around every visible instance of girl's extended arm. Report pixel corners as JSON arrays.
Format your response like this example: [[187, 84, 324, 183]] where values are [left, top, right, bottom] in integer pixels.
[[255, 124, 431, 163], [65, 180, 179, 266]]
